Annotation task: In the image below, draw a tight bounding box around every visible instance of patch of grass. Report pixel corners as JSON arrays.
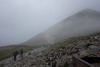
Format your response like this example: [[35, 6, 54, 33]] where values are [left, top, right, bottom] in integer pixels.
[[69, 36, 88, 41], [59, 61, 69, 67], [45, 58, 50, 62], [0, 45, 39, 61], [55, 46, 66, 51], [45, 54, 48, 57], [52, 61, 56, 67], [94, 43, 100, 47]]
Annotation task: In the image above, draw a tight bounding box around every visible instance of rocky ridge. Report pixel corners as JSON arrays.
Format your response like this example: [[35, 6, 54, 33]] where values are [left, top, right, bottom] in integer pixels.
[[0, 32, 100, 67]]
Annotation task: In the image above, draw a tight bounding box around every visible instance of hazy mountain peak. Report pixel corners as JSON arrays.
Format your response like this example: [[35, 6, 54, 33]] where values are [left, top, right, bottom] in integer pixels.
[[22, 9, 100, 46], [77, 9, 100, 16], [81, 8, 97, 12]]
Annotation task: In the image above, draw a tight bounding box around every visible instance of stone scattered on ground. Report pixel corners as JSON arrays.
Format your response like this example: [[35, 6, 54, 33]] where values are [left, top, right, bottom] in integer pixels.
[[0, 33, 100, 67]]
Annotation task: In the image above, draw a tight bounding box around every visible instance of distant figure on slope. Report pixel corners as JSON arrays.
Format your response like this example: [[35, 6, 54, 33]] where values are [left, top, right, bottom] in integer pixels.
[[45, 43, 48, 48], [44, 43, 48, 48], [44, 44, 46, 48], [20, 49, 23, 58], [13, 50, 19, 61], [46, 44, 48, 48]]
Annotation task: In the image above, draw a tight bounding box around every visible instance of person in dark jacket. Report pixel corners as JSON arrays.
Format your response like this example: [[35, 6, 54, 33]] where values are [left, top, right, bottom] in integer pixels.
[[13, 50, 18, 61], [20, 49, 23, 58], [44, 44, 46, 48]]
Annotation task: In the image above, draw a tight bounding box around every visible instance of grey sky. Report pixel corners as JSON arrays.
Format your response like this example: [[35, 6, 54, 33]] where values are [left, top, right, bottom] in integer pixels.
[[0, 0, 100, 46]]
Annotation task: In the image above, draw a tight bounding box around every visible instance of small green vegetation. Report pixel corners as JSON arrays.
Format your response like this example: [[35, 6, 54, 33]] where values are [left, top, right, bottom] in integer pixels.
[[59, 61, 69, 67], [52, 61, 56, 67], [64, 61, 69, 67], [0, 48, 14, 61], [94, 43, 100, 47], [45, 58, 50, 62], [45, 54, 48, 57], [69, 36, 87, 41], [0, 45, 39, 61], [55, 46, 65, 51]]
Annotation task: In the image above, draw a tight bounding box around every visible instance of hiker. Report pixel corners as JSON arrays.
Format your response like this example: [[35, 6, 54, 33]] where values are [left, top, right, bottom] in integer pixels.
[[44, 44, 46, 48], [20, 49, 23, 58], [46, 44, 48, 48], [13, 50, 19, 61]]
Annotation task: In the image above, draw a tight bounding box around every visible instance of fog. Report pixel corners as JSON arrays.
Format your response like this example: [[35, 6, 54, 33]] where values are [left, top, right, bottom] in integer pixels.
[[0, 0, 100, 46]]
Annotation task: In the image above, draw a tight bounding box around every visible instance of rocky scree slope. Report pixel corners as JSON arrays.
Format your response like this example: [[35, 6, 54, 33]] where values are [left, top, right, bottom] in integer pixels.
[[0, 32, 100, 67]]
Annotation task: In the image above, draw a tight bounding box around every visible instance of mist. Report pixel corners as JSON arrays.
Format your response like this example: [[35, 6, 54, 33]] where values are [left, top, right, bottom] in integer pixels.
[[0, 0, 100, 46]]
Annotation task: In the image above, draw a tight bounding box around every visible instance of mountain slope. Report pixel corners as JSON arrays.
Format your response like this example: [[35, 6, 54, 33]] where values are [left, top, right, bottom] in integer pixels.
[[22, 9, 100, 46], [0, 32, 100, 67]]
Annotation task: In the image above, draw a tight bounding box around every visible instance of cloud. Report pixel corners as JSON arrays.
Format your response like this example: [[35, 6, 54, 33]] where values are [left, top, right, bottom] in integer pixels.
[[0, 0, 100, 46]]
